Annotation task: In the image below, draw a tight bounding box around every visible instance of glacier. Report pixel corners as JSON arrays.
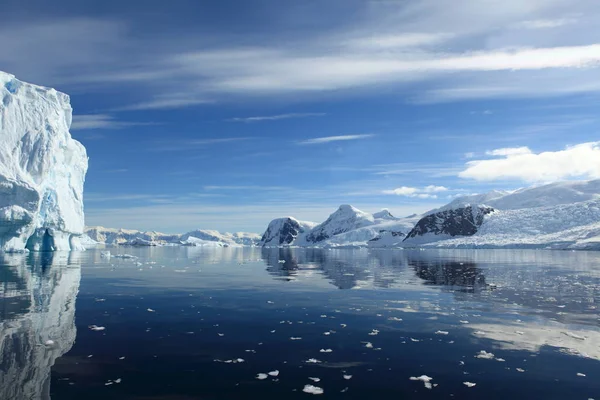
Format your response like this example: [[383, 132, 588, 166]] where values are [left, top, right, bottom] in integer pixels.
[[0, 71, 88, 252]]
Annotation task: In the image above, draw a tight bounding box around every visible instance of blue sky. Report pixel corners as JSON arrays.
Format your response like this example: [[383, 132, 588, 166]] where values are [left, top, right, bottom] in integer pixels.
[[3, 0, 600, 233]]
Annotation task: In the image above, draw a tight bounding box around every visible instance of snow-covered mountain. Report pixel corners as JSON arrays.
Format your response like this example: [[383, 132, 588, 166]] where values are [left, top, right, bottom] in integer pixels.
[[259, 180, 600, 250], [260, 206, 419, 248], [404, 179, 600, 250], [0, 72, 88, 252], [259, 217, 317, 246], [303, 205, 375, 244], [85, 226, 261, 247]]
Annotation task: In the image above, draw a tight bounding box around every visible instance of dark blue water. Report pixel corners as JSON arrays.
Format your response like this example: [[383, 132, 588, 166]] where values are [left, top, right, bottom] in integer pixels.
[[1, 247, 599, 399]]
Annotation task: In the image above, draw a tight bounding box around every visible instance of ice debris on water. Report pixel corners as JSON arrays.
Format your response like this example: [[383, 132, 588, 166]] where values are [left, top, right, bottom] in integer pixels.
[[147, 308, 155, 312], [435, 330, 449, 335], [268, 370, 279, 377], [463, 382, 476, 388], [303, 385, 324, 395], [308, 377, 321, 382], [320, 349, 333, 353], [290, 337, 302, 340], [577, 373, 586, 377], [368, 329, 379, 336], [475, 350, 495, 359], [343, 375, 352, 380], [364, 342, 373, 348], [256, 373, 268, 380], [89, 325, 106, 331], [410, 375, 434, 389], [516, 368, 525, 372], [306, 358, 322, 364]]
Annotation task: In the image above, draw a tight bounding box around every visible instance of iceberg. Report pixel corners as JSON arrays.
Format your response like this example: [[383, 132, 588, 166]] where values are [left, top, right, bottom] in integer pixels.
[[0, 71, 88, 252]]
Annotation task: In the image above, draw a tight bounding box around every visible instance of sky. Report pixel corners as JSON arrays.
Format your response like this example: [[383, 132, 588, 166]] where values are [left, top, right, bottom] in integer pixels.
[[2, 0, 600, 233]]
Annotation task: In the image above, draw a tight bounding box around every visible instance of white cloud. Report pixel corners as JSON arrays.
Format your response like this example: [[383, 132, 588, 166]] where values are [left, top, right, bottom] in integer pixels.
[[459, 141, 600, 182], [229, 113, 326, 122], [71, 114, 151, 130], [383, 185, 448, 198], [485, 147, 532, 156], [297, 134, 374, 145]]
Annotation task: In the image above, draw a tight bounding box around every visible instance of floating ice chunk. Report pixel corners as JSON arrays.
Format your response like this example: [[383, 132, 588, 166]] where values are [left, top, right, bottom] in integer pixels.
[[410, 338, 420, 342], [147, 308, 155, 312], [343, 375, 352, 380], [368, 329, 379, 336], [364, 342, 373, 348], [105, 382, 113, 386], [113, 254, 137, 259], [119, 357, 125, 360], [388, 317, 403, 321], [410, 375, 433, 389], [218, 333, 225, 337], [320, 349, 333, 353], [577, 373, 586, 377], [473, 331, 485, 335], [341, 387, 349, 393], [463, 382, 476, 387], [303, 385, 324, 395], [290, 337, 302, 340], [308, 377, 321, 382], [340, 324, 347, 327], [496, 358, 505, 362], [516, 368, 525, 372], [114, 378, 122, 384], [278, 260, 285, 263], [256, 373, 268, 380], [89, 325, 106, 331], [459, 320, 469, 324], [475, 351, 494, 359], [268, 370, 279, 377], [236, 358, 245, 363], [267, 301, 274, 304], [306, 358, 322, 364], [435, 330, 449, 335]]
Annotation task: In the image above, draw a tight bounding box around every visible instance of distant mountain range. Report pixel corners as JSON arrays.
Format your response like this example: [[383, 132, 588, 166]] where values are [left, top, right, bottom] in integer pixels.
[[85, 179, 600, 251]]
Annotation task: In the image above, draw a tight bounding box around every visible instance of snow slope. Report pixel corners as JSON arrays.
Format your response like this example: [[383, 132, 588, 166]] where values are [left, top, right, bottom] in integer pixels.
[[0, 72, 88, 252]]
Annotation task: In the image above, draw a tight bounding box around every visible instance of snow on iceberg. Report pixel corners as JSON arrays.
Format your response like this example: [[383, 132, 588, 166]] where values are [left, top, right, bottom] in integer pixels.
[[0, 71, 88, 252]]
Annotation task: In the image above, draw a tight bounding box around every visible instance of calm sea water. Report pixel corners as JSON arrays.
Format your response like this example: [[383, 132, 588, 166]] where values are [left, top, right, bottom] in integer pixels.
[[1, 247, 599, 399]]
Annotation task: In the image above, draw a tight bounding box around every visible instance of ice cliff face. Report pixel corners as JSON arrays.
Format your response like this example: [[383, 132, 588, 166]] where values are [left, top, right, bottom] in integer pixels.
[[0, 72, 88, 252]]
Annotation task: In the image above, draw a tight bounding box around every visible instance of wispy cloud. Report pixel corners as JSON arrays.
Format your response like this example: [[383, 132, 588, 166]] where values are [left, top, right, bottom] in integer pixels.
[[229, 113, 326, 122], [71, 114, 153, 130], [517, 18, 577, 29], [298, 134, 375, 145], [150, 137, 252, 152], [4, 1, 600, 105]]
